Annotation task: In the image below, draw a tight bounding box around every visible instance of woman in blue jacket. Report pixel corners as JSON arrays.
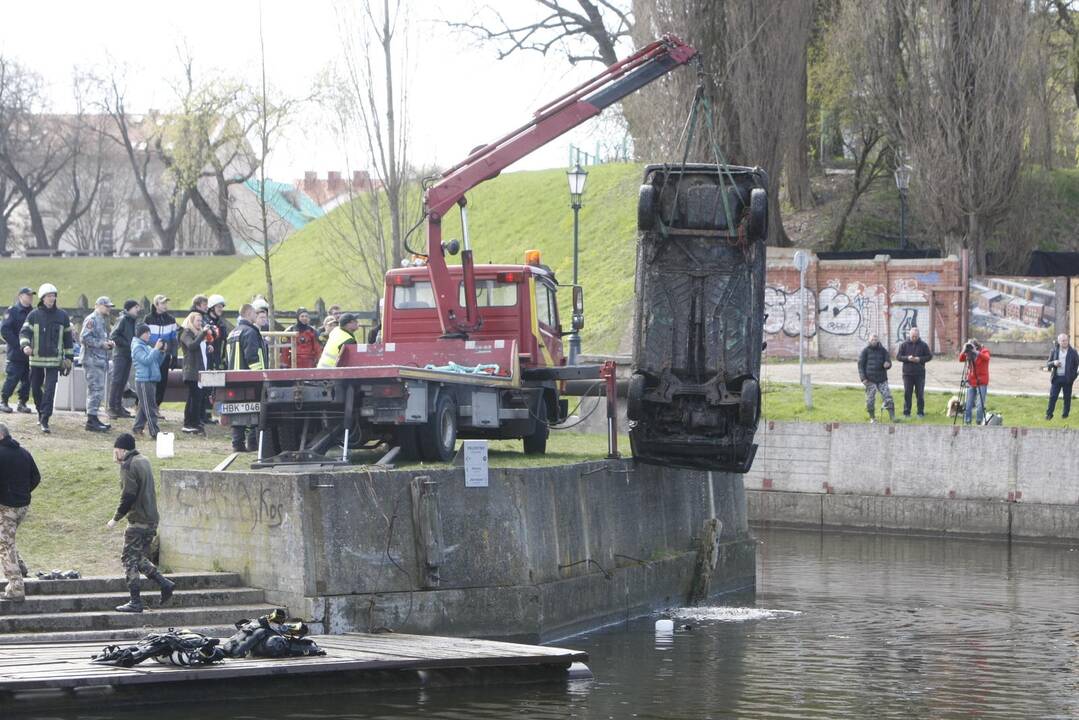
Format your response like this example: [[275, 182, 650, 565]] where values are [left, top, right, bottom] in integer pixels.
[[131, 324, 163, 439]]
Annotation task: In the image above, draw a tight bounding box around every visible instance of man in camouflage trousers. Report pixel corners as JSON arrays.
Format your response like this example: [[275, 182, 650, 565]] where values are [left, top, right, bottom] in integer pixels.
[[0, 423, 41, 602], [106, 433, 175, 613], [81, 296, 115, 433]]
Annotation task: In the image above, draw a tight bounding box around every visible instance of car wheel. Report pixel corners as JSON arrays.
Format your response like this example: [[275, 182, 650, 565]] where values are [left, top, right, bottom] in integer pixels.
[[747, 188, 767, 240], [419, 392, 458, 462], [739, 378, 761, 427], [523, 395, 549, 455], [627, 372, 646, 422], [638, 184, 657, 231]]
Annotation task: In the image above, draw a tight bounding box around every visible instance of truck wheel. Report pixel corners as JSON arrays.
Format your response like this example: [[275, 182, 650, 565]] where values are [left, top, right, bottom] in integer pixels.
[[746, 188, 768, 240], [419, 393, 458, 462], [627, 372, 646, 422], [739, 378, 761, 427], [523, 397, 549, 455], [638, 184, 657, 231]]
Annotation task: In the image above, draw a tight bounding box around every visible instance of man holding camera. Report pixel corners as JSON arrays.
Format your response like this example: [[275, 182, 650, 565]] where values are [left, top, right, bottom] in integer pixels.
[[897, 326, 933, 418], [958, 339, 991, 425], [859, 334, 896, 423], [1045, 333, 1078, 420]]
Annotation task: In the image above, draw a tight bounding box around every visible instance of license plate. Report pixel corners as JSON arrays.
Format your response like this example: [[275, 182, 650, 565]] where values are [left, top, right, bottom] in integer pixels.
[[219, 402, 261, 414]]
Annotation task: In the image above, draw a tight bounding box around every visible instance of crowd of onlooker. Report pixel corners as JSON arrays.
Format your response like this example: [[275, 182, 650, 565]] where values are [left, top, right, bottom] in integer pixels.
[[0, 283, 360, 442]]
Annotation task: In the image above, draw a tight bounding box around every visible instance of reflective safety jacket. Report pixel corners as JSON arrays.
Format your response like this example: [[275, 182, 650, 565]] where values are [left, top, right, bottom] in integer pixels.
[[317, 326, 356, 369], [19, 304, 73, 369], [227, 318, 267, 370]]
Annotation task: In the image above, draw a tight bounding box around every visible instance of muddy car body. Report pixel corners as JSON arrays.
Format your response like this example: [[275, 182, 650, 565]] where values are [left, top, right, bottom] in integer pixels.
[[628, 164, 768, 473]]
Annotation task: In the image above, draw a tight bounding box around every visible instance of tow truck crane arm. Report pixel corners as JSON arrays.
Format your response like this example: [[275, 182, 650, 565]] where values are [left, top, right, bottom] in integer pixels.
[[423, 34, 698, 337]]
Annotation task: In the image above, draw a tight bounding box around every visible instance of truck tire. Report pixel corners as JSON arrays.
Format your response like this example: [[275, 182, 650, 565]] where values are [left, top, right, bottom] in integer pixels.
[[746, 188, 767, 240], [739, 378, 761, 427], [627, 372, 646, 422], [638, 184, 657, 231], [419, 392, 458, 462], [523, 396, 549, 455]]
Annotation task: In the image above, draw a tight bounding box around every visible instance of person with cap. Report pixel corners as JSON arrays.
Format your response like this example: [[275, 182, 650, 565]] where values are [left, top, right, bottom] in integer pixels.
[[131, 324, 164, 439], [1, 287, 35, 414], [281, 308, 321, 369], [0, 422, 40, 602], [144, 295, 177, 411], [108, 300, 141, 419], [106, 433, 175, 613], [19, 283, 73, 434], [226, 303, 267, 452], [317, 313, 360, 369], [80, 296, 115, 432]]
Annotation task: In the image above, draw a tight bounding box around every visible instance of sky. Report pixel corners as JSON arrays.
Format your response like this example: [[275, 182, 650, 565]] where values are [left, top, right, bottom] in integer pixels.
[[0, 0, 632, 183]]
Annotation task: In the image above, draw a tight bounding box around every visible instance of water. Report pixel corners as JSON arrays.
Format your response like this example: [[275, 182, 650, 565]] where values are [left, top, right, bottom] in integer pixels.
[[21, 528, 1079, 719]]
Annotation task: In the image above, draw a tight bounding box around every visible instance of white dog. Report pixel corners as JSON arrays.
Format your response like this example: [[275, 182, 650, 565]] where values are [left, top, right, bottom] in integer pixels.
[[945, 395, 962, 418]]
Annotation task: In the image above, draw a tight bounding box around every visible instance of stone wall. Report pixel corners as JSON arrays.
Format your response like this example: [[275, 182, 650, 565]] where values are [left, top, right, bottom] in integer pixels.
[[765, 250, 964, 359], [745, 420, 1079, 541], [159, 461, 755, 642]]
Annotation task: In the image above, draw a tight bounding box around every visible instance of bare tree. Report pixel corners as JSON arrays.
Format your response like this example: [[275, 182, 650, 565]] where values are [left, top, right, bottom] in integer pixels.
[[329, 0, 415, 278], [0, 175, 22, 255], [860, 0, 1030, 271], [447, 0, 631, 66], [100, 74, 191, 255]]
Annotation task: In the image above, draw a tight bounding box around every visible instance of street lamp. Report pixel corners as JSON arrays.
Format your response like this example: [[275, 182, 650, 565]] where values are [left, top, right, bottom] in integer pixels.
[[894, 163, 912, 250], [566, 163, 588, 364]]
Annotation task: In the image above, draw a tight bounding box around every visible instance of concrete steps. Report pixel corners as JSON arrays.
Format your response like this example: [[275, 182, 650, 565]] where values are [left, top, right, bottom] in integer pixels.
[[0, 571, 274, 644]]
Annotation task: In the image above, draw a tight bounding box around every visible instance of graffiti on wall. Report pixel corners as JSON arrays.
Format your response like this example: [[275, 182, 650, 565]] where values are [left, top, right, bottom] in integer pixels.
[[764, 286, 817, 338]]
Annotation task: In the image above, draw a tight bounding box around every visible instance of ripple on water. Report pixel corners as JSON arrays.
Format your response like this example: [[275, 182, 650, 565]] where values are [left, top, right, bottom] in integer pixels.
[[669, 606, 803, 623]]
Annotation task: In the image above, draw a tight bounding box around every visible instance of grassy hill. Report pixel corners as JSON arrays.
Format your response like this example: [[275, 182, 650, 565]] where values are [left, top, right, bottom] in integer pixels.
[[0, 256, 246, 310], [214, 163, 645, 354]]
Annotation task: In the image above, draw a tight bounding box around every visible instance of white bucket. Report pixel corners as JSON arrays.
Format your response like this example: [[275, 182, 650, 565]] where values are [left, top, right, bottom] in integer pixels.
[[655, 618, 674, 634], [156, 432, 175, 459]]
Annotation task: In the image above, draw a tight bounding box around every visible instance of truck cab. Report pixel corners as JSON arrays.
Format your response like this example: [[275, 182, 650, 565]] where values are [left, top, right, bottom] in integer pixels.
[[383, 260, 569, 371]]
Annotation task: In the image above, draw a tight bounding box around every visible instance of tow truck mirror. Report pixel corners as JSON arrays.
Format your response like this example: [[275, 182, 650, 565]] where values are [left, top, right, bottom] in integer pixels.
[[572, 285, 584, 331]]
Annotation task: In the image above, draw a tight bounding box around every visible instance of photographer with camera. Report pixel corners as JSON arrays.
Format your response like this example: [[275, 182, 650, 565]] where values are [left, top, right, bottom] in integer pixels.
[[1044, 333, 1078, 420], [859, 334, 896, 423], [958, 339, 991, 425]]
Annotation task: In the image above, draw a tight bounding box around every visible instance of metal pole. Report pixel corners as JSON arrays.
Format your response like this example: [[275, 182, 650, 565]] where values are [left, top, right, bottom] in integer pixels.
[[569, 200, 582, 365], [899, 189, 908, 250], [798, 267, 806, 386]]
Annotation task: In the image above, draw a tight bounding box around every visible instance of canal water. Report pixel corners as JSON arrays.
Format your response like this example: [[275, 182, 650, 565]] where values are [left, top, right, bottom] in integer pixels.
[[25, 527, 1079, 719]]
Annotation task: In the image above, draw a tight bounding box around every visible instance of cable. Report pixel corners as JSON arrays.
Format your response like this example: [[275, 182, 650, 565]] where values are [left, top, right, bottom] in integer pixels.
[[526, 380, 607, 430]]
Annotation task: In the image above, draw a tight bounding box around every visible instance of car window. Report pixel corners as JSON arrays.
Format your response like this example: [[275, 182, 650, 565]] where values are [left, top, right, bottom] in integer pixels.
[[459, 280, 518, 307], [535, 282, 556, 327], [393, 282, 436, 309]]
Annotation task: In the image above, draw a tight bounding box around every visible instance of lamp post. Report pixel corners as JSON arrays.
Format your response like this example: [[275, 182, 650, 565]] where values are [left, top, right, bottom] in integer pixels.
[[894, 163, 911, 251], [566, 163, 588, 364]]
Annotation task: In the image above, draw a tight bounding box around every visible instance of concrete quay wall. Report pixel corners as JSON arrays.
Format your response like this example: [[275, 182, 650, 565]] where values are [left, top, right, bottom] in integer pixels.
[[158, 461, 755, 642], [746, 421, 1079, 541]]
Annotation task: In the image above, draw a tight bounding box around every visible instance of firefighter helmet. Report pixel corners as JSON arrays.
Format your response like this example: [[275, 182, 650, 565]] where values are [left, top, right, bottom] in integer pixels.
[[38, 283, 58, 298], [207, 294, 226, 309]]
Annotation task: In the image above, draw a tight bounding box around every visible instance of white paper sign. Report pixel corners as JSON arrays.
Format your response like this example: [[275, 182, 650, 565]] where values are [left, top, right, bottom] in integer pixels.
[[463, 440, 489, 487]]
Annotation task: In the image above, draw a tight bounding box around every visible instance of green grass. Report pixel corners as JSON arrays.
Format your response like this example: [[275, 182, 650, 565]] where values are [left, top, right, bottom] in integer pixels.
[[0, 256, 246, 310], [212, 163, 645, 353], [761, 381, 1074, 429]]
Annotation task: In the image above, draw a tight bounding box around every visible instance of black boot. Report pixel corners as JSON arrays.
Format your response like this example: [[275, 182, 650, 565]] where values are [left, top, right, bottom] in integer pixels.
[[16, 402, 31, 414], [85, 415, 110, 432], [0, 401, 11, 413], [150, 570, 175, 605], [115, 587, 144, 613]]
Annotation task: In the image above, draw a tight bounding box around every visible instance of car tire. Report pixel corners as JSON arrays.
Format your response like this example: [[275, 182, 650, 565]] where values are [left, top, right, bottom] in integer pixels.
[[739, 378, 761, 427], [638, 184, 657, 231], [747, 188, 767, 240], [523, 395, 549, 455], [627, 372, 646, 422], [418, 392, 458, 462]]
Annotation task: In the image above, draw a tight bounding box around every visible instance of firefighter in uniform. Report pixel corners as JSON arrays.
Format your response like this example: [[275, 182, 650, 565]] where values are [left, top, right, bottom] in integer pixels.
[[226, 303, 267, 453], [19, 284, 73, 434], [317, 313, 359, 369]]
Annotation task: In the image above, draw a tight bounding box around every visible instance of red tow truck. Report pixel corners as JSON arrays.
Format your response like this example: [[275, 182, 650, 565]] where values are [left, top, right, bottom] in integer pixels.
[[201, 35, 699, 464]]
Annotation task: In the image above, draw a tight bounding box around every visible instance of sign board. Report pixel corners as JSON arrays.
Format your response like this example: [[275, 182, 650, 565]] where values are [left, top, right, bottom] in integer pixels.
[[793, 250, 810, 273], [463, 440, 489, 487]]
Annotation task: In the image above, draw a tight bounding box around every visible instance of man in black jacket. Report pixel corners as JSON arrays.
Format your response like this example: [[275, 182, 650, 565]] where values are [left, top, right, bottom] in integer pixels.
[[19, 283, 73, 434], [897, 326, 933, 419], [0, 423, 41, 602], [1, 287, 34, 414], [108, 300, 141, 419], [226, 304, 267, 453], [1045, 333, 1079, 420], [858, 333, 896, 423]]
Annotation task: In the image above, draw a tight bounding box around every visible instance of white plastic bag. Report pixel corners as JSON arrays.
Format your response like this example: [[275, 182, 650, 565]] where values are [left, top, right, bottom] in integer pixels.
[[156, 432, 175, 459]]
